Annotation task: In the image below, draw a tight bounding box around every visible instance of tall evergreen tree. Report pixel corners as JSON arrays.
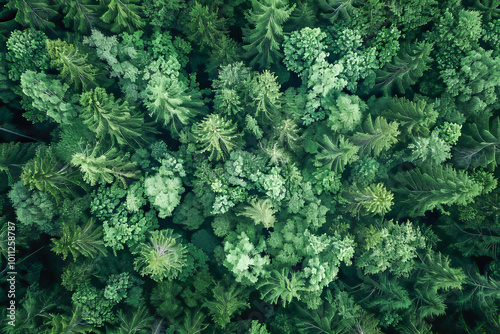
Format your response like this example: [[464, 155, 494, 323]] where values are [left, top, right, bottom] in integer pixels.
[[192, 114, 241, 161], [243, 0, 295, 69]]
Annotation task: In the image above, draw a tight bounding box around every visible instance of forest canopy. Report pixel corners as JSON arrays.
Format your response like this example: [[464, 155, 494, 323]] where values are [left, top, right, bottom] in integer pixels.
[[1, 0, 500, 333]]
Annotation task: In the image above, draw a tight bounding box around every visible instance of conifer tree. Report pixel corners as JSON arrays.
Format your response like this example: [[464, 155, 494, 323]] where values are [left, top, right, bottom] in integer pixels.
[[314, 134, 359, 173], [79, 87, 153, 148], [100, 0, 145, 33], [6, 0, 57, 29], [193, 114, 241, 161], [185, 1, 228, 50], [256, 268, 305, 306], [345, 183, 394, 217], [238, 198, 277, 228], [51, 218, 107, 261], [352, 116, 400, 156], [71, 143, 140, 187], [243, 0, 295, 69], [46, 39, 98, 91], [55, 0, 100, 33]]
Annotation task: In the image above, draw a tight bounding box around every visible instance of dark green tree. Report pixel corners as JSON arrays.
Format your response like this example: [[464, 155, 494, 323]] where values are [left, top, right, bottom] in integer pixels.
[[100, 0, 145, 33], [243, 0, 295, 69], [185, 1, 228, 50], [5, 0, 57, 29]]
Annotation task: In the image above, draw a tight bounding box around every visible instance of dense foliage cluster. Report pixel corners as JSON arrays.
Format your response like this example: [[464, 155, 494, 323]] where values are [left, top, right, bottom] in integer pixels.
[[1, 0, 500, 333]]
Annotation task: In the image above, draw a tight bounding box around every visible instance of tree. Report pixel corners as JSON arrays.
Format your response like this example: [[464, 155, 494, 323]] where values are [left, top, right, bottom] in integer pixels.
[[314, 135, 359, 173], [133, 229, 187, 282], [394, 164, 483, 217], [378, 97, 438, 138], [21, 146, 87, 202], [193, 114, 242, 161], [282, 27, 327, 77], [6, 28, 49, 81], [256, 268, 305, 306], [250, 70, 283, 122], [71, 143, 140, 187], [374, 41, 433, 95], [144, 154, 185, 218], [6, 0, 57, 29], [51, 218, 107, 261], [143, 74, 206, 136], [237, 198, 277, 228], [474, 0, 500, 22], [100, 0, 145, 33], [352, 116, 400, 156], [79, 87, 153, 148], [20, 70, 77, 124], [46, 39, 98, 90], [204, 283, 249, 329], [0, 142, 37, 183], [345, 183, 394, 217], [357, 220, 427, 278], [185, 1, 228, 50], [115, 303, 154, 334], [454, 116, 500, 170], [417, 252, 467, 292], [44, 307, 96, 333], [55, 0, 100, 33], [243, 0, 295, 68]]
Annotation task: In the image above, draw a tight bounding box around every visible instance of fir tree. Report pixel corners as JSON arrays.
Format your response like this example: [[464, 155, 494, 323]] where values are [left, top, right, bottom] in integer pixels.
[[193, 114, 241, 161], [352, 116, 400, 156], [100, 0, 145, 33], [243, 0, 295, 69]]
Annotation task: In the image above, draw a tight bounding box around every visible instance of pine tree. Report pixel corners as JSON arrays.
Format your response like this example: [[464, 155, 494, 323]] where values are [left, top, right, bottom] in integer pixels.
[[454, 116, 500, 170], [417, 252, 467, 292], [71, 142, 140, 187], [204, 283, 249, 329], [46, 39, 98, 91], [133, 229, 187, 282], [21, 146, 87, 202], [80, 87, 153, 148], [256, 268, 305, 306], [44, 307, 95, 333], [6, 0, 57, 29], [394, 164, 483, 217], [100, 0, 145, 33], [378, 96, 438, 138], [116, 304, 154, 334], [243, 0, 295, 69], [51, 218, 107, 261], [0, 142, 37, 183], [375, 41, 433, 95], [143, 74, 206, 136], [192, 114, 241, 161], [250, 70, 283, 122], [314, 134, 359, 173], [55, 0, 100, 33], [345, 183, 394, 217], [185, 1, 228, 50], [352, 116, 400, 156]]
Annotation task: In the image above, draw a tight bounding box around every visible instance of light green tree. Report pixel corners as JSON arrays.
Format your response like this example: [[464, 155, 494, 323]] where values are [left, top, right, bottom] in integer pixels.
[[352, 116, 400, 156], [133, 229, 187, 282], [193, 114, 241, 161]]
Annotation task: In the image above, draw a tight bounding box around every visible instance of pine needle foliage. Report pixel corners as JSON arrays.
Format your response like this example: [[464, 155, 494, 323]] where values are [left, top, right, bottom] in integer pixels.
[[346, 183, 394, 217], [394, 164, 483, 217], [193, 114, 241, 161], [243, 0, 295, 69], [51, 218, 107, 261], [375, 41, 433, 96], [352, 116, 400, 156]]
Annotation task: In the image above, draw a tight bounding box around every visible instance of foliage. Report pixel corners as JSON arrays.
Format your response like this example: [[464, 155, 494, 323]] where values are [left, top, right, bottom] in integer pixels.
[[257, 268, 305, 306], [243, 0, 295, 68], [237, 198, 277, 228], [193, 114, 241, 161], [345, 183, 394, 217], [100, 0, 145, 33], [204, 283, 249, 328], [6, 0, 57, 29], [133, 229, 187, 282], [352, 116, 400, 156], [283, 27, 327, 77], [6, 28, 49, 81], [51, 218, 107, 261]]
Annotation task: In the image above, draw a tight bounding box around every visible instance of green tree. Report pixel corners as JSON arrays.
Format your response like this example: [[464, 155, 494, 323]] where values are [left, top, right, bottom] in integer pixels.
[[417, 252, 467, 292], [357, 220, 427, 278], [46, 39, 98, 90], [143, 74, 206, 136], [43, 307, 95, 333], [237, 198, 277, 228], [314, 135, 359, 173], [374, 41, 433, 95], [6, 0, 57, 29], [243, 0, 295, 68], [185, 1, 228, 50], [250, 70, 283, 122], [51, 218, 107, 261], [193, 114, 241, 161], [454, 116, 500, 171], [79, 87, 153, 148], [100, 0, 145, 33], [352, 116, 400, 156], [378, 97, 438, 138], [394, 164, 483, 217], [345, 183, 394, 217], [6, 28, 49, 81], [256, 268, 305, 306], [20, 70, 77, 124], [71, 143, 140, 187], [55, 0, 100, 33], [21, 147, 87, 202], [115, 303, 153, 334], [204, 283, 249, 329], [282, 27, 327, 77], [0, 142, 37, 183], [133, 229, 187, 282]]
